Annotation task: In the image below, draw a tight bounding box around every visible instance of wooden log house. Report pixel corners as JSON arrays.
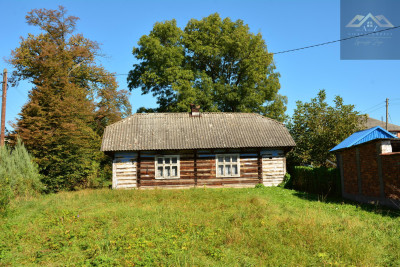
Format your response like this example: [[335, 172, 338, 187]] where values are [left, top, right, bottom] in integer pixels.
[[101, 106, 295, 189]]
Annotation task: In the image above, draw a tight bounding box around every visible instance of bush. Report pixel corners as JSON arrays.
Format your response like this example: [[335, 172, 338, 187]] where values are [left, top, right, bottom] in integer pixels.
[[285, 166, 341, 197], [279, 173, 292, 188], [255, 183, 266, 189], [0, 176, 11, 215], [0, 140, 44, 214]]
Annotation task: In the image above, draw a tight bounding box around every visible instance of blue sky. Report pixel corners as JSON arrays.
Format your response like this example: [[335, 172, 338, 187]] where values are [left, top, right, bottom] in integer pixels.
[[1, 0, 400, 130]]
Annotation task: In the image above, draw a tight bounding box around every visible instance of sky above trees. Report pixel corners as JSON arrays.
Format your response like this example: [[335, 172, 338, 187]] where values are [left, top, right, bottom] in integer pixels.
[[2, 0, 400, 128]]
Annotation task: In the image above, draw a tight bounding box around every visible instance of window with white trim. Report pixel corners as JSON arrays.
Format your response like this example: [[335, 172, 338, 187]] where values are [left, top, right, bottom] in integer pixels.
[[216, 154, 240, 177], [155, 155, 180, 179]]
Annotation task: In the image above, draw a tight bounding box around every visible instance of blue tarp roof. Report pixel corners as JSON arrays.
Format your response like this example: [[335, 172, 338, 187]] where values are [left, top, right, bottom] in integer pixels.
[[330, 126, 398, 152]]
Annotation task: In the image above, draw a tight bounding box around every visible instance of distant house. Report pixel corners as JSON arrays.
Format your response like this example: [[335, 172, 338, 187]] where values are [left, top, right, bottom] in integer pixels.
[[101, 106, 295, 189], [364, 117, 400, 137], [331, 126, 400, 208]]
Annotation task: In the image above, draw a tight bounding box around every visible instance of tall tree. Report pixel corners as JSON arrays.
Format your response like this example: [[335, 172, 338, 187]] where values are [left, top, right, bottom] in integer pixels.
[[128, 13, 286, 121], [9, 6, 131, 191], [287, 90, 366, 167]]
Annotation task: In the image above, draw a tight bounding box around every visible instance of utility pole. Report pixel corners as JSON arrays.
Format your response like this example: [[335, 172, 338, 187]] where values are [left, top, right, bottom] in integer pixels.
[[386, 98, 389, 131], [1, 69, 7, 146]]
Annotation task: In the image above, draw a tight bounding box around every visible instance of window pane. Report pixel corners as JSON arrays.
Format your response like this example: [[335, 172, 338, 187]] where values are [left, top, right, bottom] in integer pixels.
[[165, 158, 170, 164], [157, 158, 163, 164], [165, 166, 171, 177], [232, 165, 238, 175], [157, 167, 163, 177], [225, 156, 231, 163], [232, 156, 237, 162], [172, 157, 177, 164], [218, 156, 223, 163], [218, 165, 224, 175], [172, 166, 177, 176], [226, 165, 231, 175]]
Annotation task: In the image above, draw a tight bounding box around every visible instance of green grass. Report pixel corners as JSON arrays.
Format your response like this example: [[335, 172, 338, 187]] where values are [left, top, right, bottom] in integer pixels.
[[1, 187, 400, 266]]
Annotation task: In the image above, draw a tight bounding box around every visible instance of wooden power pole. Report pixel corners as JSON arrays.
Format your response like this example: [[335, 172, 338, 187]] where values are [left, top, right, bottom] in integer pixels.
[[386, 98, 389, 131], [1, 69, 7, 146]]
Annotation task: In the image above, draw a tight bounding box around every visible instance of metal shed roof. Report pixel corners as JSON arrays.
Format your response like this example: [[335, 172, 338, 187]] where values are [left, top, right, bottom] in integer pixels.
[[330, 126, 398, 152], [101, 112, 296, 151]]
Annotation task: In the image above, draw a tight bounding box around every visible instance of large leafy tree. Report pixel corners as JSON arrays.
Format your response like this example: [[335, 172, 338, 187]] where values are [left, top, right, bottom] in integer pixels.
[[9, 6, 131, 191], [287, 90, 366, 167], [128, 13, 286, 121]]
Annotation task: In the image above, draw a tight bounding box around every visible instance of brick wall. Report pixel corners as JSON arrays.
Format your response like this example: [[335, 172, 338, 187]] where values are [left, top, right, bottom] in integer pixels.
[[358, 142, 381, 197], [339, 139, 400, 204], [382, 153, 400, 200], [341, 148, 358, 195]]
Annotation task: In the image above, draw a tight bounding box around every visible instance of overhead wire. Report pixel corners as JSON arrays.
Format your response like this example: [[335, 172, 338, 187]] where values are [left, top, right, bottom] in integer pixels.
[[366, 105, 386, 114], [2, 25, 399, 80], [270, 25, 400, 55], [361, 101, 386, 113], [1, 24, 400, 124]]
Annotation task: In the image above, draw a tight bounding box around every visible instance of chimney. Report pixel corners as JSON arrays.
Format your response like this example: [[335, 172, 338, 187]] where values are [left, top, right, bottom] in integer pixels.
[[190, 104, 201, 117]]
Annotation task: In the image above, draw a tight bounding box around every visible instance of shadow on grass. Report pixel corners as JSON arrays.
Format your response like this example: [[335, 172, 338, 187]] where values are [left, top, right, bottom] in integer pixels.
[[292, 191, 400, 218]]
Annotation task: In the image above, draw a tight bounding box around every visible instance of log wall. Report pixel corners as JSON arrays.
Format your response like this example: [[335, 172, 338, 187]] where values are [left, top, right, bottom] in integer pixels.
[[112, 148, 287, 189], [113, 152, 137, 189], [261, 150, 286, 186]]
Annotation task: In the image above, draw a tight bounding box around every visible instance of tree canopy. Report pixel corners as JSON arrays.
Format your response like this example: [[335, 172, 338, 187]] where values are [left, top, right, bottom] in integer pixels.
[[9, 6, 131, 191], [128, 13, 286, 121], [287, 90, 366, 167]]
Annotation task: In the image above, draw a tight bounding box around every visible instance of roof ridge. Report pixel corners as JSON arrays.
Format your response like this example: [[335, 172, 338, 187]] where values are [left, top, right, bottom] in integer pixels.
[[330, 126, 398, 152], [133, 112, 262, 115], [110, 112, 284, 125], [349, 126, 378, 147]]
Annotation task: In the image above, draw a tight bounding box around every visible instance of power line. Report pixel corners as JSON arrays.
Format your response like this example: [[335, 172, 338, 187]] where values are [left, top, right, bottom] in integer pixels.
[[3, 27, 400, 79], [366, 105, 385, 114], [96, 73, 129, 76], [2, 26, 400, 81], [361, 101, 386, 113], [271, 25, 400, 55], [13, 86, 26, 98]]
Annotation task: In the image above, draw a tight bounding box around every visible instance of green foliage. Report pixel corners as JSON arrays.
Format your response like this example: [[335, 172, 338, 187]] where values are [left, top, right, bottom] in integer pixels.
[[0, 176, 11, 215], [0, 147, 11, 214], [8, 7, 131, 192], [0, 140, 44, 214], [0, 188, 399, 265], [0, 140, 44, 197], [287, 90, 366, 167], [286, 166, 341, 197], [255, 183, 266, 189], [279, 172, 292, 188], [128, 13, 286, 121]]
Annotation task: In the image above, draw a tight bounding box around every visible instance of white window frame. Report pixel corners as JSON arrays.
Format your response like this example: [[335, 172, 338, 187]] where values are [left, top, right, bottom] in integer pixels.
[[155, 155, 180, 179], [216, 154, 240, 177]]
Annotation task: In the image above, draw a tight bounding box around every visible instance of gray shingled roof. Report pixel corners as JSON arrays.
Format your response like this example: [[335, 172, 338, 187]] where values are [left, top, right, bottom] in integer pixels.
[[101, 113, 295, 151], [365, 117, 400, 131]]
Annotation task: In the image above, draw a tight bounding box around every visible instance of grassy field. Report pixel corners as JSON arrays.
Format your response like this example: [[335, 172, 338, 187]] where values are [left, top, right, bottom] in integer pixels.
[[1, 187, 399, 266]]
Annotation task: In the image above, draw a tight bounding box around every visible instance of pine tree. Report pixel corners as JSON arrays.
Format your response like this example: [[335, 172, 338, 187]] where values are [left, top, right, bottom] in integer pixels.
[[9, 6, 131, 191]]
